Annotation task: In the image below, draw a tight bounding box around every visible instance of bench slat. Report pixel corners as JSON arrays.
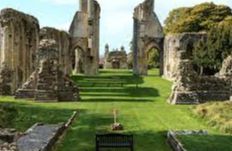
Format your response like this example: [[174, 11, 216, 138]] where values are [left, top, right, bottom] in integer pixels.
[[96, 133, 133, 151]]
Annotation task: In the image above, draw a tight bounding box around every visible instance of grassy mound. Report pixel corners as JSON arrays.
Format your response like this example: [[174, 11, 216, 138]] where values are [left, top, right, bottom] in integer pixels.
[[193, 101, 232, 133]]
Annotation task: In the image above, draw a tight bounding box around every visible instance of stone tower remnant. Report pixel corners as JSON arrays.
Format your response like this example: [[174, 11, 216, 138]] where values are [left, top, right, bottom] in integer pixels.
[[133, 0, 164, 75], [69, 0, 100, 76], [0, 8, 40, 95]]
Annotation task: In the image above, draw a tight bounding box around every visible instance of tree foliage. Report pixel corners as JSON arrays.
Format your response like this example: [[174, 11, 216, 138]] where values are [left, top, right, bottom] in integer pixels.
[[193, 17, 232, 75], [164, 2, 232, 33], [147, 48, 160, 69]]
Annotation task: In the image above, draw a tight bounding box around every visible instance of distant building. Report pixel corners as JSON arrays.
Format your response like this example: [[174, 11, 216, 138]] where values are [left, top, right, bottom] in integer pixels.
[[104, 44, 128, 69]]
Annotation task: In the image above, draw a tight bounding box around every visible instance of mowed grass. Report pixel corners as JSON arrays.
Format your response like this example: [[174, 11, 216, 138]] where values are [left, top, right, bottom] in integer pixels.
[[177, 101, 232, 151], [0, 69, 230, 151]]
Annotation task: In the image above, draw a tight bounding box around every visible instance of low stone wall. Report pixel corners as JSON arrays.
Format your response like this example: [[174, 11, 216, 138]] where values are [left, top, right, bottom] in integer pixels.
[[17, 123, 65, 151], [169, 56, 232, 104], [0, 111, 77, 151], [167, 130, 208, 151]]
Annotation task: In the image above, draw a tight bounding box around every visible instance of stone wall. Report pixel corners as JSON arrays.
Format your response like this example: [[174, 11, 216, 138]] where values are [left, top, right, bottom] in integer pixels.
[[164, 33, 231, 104], [0, 8, 39, 95], [133, 0, 164, 75], [163, 33, 206, 81], [15, 39, 80, 102], [69, 0, 100, 76], [40, 27, 72, 75]]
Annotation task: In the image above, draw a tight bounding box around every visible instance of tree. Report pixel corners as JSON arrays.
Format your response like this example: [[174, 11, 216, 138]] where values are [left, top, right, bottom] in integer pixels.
[[192, 17, 232, 75], [147, 48, 160, 69], [164, 2, 232, 34]]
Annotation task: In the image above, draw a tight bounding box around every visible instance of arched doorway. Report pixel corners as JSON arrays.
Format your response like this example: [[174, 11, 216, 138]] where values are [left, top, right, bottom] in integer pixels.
[[72, 46, 85, 74], [146, 47, 160, 70], [144, 41, 163, 76]]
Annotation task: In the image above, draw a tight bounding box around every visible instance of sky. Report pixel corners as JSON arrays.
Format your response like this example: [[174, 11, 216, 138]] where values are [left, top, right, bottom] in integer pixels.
[[0, 0, 231, 55]]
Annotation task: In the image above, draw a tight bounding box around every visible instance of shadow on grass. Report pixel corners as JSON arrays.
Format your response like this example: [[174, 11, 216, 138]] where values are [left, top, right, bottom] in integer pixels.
[[81, 87, 159, 97], [0, 101, 78, 131], [179, 134, 232, 151], [72, 74, 144, 86], [71, 72, 160, 102]]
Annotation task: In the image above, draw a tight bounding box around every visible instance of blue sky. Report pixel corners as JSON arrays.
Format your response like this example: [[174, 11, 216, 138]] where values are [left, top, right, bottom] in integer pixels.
[[0, 0, 231, 55]]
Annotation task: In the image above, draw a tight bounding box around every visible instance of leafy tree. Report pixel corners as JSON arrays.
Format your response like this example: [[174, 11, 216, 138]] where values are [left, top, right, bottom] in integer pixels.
[[147, 48, 160, 69], [164, 2, 232, 34], [193, 17, 232, 75]]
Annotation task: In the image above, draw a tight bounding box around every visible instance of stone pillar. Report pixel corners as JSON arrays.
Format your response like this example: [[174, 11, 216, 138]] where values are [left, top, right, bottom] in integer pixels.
[[0, 8, 39, 95], [88, 0, 93, 21], [133, 18, 139, 75]]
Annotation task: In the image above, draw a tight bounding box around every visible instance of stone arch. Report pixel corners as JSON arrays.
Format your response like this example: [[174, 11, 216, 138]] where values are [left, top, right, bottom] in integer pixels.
[[143, 39, 164, 75], [71, 45, 85, 74]]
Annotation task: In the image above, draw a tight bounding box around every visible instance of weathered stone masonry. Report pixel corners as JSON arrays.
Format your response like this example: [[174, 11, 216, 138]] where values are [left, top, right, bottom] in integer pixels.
[[104, 44, 128, 69], [69, 0, 100, 76], [0, 8, 39, 95], [15, 39, 80, 102], [40, 27, 73, 75], [164, 33, 232, 104], [133, 0, 164, 75]]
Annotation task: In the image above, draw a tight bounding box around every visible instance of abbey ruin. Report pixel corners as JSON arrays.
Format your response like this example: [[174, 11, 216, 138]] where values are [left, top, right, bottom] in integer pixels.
[[69, 0, 100, 76], [132, 0, 164, 75], [0, 0, 230, 104], [132, 0, 231, 104], [0, 9, 39, 95]]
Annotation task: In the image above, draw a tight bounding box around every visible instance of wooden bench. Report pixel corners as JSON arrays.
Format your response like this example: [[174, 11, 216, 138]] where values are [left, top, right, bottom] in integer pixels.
[[96, 133, 134, 151]]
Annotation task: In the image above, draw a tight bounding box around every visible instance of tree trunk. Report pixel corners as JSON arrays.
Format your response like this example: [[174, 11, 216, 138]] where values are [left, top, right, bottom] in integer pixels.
[[200, 66, 204, 76]]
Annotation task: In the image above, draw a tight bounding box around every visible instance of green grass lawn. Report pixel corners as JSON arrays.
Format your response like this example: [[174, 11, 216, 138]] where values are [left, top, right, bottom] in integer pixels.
[[0, 69, 230, 151]]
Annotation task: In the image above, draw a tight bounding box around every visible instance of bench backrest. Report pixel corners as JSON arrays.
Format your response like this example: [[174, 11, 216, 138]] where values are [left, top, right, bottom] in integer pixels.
[[96, 133, 133, 145]]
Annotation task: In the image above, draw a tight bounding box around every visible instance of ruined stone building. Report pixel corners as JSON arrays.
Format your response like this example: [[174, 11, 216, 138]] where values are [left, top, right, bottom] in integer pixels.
[[15, 39, 80, 101], [0, 8, 82, 100], [163, 33, 232, 104], [104, 44, 128, 69], [0, 0, 101, 99], [0, 8, 40, 95], [69, 0, 100, 76], [40, 27, 73, 75], [133, 0, 164, 75], [163, 33, 206, 81]]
